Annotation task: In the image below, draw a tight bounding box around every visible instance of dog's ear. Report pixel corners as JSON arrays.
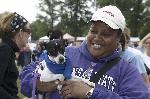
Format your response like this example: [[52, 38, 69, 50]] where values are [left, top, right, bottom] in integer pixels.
[[45, 42, 51, 51], [63, 39, 69, 47]]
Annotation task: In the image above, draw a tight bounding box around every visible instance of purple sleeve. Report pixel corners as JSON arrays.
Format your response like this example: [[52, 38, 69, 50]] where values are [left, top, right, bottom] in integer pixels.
[[64, 57, 73, 79], [19, 61, 39, 98], [90, 60, 149, 99]]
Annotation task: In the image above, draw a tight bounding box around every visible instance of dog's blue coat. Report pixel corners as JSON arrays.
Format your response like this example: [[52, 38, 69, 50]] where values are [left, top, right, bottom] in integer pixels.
[[39, 52, 72, 79]]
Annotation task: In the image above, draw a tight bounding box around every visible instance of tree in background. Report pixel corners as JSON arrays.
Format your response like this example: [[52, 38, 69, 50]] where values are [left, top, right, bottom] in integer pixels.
[[31, 0, 92, 40], [30, 0, 150, 40], [37, 0, 63, 29], [57, 0, 92, 37], [31, 20, 49, 40], [139, 0, 150, 39], [31, 0, 63, 40]]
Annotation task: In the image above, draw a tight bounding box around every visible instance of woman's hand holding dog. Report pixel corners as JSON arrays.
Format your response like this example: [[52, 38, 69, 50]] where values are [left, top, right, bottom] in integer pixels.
[[36, 79, 60, 92], [61, 80, 92, 99]]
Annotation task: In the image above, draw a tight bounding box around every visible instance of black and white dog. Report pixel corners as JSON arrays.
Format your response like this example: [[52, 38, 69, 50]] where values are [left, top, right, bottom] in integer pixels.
[[36, 30, 94, 91], [36, 29, 71, 86], [36, 39, 71, 83]]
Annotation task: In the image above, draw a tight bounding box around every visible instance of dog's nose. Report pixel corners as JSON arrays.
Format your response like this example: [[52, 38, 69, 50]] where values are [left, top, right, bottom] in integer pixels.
[[59, 57, 65, 64]]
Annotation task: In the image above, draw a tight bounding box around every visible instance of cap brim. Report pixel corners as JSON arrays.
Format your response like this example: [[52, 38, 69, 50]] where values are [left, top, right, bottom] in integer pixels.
[[90, 17, 119, 30]]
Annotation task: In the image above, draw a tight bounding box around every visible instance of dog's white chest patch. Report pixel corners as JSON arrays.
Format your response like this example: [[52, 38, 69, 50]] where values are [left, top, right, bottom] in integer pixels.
[[36, 60, 64, 82]]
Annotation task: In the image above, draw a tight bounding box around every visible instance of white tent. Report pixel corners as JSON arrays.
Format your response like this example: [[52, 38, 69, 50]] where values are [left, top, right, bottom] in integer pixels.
[[130, 37, 140, 42], [63, 33, 74, 40], [39, 36, 49, 42], [76, 37, 86, 41]]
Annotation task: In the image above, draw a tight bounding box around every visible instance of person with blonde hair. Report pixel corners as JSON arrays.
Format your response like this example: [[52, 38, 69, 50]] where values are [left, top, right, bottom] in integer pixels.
[[0, 11, 31, 99], [140, 33, 150, 79], [140, 33, 150, 56]]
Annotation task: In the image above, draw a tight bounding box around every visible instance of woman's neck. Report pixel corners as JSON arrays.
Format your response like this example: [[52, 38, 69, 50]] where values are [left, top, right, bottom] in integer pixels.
[[145, 51, 150, 57]]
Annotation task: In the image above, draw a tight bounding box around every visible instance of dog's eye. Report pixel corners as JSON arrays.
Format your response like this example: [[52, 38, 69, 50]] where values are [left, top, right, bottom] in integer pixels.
[[49, 50, 58, 56], [59, 47, 65, 54]]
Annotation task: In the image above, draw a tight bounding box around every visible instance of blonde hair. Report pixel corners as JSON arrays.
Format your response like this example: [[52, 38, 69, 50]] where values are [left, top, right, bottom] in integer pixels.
[[139, 33, 150, 47], [0, 11, 16, 38]]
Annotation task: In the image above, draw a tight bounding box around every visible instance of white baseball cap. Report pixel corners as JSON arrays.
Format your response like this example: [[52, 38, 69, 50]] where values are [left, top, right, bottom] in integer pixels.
[[90, 5, 126, 32]]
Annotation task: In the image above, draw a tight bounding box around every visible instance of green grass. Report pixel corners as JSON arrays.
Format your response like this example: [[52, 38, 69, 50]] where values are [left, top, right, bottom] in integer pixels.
[[17, 79, 25, 99], [17, 66, 25, 99]]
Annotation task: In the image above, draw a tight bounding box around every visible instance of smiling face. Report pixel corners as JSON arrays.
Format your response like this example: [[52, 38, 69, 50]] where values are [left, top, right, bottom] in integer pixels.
[[87, 21, 121, 58]]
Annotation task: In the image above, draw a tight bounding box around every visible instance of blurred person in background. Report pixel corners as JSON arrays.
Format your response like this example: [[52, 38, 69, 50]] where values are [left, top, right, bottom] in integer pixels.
[[121, 27, 150, 90], [140, 33, 150, 80], [17, 45, 32, 71], [31, 41, 46, 62], [0, 11, 31, 99]]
